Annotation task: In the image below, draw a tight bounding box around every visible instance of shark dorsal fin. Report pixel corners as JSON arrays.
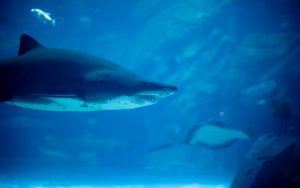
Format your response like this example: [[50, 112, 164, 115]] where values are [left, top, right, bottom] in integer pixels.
[[18, 34, 45, 56]]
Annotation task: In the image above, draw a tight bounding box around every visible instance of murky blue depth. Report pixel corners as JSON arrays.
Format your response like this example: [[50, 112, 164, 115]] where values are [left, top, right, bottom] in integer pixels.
[[0, 0, 299, 187]]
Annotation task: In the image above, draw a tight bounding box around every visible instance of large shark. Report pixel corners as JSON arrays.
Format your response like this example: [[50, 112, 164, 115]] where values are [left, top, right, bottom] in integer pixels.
[[0, 34, 177, 111]]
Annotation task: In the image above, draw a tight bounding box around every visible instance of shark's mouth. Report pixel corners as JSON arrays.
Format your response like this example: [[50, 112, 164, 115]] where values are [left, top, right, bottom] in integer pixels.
[[133, 89, 175, 104], [134, 94, 159, 103], [136, 89, 176, 99]]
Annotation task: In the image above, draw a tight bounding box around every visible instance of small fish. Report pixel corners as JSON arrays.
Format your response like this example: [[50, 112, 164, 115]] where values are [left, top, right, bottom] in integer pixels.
[[31, 8, 56, 26], [185, 121, 251, 149]]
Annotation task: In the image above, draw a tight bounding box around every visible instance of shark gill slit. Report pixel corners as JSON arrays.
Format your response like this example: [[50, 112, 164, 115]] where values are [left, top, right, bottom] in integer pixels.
[[84, 75, 97, 103]]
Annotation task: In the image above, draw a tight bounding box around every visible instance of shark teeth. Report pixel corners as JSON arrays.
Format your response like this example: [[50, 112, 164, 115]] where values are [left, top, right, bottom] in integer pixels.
[[135, 94, 158, 103]]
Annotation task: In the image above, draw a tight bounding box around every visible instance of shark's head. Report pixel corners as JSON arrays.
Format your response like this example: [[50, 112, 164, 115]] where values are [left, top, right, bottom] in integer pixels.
[[84, 71, 177, 110], [131, 80, 178, 105]]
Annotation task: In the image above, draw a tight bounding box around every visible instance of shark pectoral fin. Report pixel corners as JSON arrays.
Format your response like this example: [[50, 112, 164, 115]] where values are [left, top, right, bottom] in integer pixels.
[[18, 34, 45, 56]]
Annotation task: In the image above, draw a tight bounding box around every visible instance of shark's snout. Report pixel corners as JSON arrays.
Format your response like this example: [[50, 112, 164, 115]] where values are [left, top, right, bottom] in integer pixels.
[[156, 84, 178, 98], [162, 85, 178, 95]]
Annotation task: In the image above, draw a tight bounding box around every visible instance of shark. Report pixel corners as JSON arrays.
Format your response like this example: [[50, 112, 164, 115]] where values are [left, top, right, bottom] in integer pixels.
[[0, 34, 177, 111]]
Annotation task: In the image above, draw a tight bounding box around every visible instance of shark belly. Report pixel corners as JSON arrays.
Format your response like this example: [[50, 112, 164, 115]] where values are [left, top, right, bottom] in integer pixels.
[[7, 96, 92, 111], [7, 95, 155, 111], [94, 95, 155, 110]]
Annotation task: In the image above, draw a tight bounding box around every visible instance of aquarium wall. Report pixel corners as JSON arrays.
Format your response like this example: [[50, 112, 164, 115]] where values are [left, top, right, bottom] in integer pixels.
[[0, 0, 299, 187]]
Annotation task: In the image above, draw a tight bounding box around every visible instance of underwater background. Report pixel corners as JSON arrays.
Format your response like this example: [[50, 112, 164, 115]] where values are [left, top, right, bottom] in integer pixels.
[[0, 0, 300, 187]]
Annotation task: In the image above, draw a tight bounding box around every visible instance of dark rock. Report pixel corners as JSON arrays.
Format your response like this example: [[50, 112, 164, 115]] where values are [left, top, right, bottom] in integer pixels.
[[251, 141, 300, 188], [230, 134, 298, 188]]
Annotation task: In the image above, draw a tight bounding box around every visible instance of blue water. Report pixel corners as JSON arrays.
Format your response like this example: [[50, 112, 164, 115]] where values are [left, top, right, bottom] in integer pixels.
[[0, 0, 300, 187]]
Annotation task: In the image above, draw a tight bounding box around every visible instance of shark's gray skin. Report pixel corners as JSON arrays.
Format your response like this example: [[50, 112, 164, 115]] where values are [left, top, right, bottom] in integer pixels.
[[0, 34, 177, 111]]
